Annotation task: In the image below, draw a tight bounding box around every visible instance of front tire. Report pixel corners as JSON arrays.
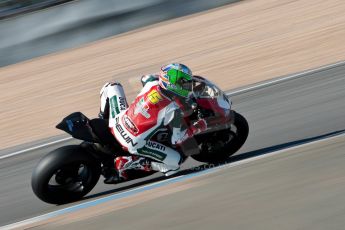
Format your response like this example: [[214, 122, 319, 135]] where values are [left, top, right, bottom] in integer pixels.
[[191, 111, 249, 163], [31, 145, 101, 204]]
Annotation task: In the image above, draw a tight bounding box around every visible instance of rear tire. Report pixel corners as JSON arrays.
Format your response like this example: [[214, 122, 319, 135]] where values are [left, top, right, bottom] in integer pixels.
[[191, 111, 249, 163], [31, 145, 101, 204]]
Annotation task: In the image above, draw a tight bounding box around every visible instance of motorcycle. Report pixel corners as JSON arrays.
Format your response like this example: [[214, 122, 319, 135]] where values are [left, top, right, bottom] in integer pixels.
[[31, 76, 249, 204]]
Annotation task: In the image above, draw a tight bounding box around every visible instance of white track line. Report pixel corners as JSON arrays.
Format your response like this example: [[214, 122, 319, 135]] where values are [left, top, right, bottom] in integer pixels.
[[227, 60, 345, 96], [2, 132, 345, 230], [1, 59, 345, 160], [0, 137, 72, 160]]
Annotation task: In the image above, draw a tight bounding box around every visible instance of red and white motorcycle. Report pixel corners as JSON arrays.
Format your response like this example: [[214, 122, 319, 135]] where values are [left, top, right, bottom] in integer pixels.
[[31, 76, 249, 204]]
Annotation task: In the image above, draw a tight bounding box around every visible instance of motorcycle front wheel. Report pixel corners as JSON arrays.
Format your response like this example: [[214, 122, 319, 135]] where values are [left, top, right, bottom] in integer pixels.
[[31, 145, 101, 204], [191, 111, 249, 163]]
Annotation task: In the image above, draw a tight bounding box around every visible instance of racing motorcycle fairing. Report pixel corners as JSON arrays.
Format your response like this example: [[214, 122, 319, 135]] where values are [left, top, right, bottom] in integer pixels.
[[192, 76, 233, 125], [56, 112, 100, 143]]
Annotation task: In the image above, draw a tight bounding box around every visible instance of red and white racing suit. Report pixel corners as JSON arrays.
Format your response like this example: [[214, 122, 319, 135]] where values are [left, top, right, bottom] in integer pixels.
[[100, 79, 206, 175]]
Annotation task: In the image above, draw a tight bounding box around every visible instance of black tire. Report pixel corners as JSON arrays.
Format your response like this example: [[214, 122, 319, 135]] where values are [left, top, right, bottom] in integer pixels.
[[191, 111, 249, 163], [31, 145, 101, 204]]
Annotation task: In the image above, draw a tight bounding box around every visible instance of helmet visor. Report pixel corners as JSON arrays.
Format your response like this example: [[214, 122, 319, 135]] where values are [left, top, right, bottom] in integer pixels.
[[167, 69, 193, 91], [179, 78, 193, 91]]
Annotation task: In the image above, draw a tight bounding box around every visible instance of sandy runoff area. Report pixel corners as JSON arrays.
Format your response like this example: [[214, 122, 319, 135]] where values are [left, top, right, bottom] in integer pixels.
[[1, 0, 345, 150]]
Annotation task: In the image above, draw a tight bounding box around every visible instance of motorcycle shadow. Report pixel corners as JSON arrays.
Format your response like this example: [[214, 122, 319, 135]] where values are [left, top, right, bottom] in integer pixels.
[[82, 129, 345, 202]]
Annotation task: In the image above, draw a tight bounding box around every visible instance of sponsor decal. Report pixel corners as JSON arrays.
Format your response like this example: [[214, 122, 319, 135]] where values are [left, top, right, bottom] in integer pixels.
[[109, 96, 119, 118], [138, 146, 166, 161], [119, 96, 127, 111], [115, 117, 137, 146], [110, 96, 127, 118], [146, 141, 166, 151], [134, 98, 150, 118], [66, 119, 74, 132], [147, 89, 163, 104], [123, 115, 139, 134]]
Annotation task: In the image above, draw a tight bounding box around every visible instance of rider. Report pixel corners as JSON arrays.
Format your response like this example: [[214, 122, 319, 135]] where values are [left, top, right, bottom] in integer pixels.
[[99, 63, 207, 183]]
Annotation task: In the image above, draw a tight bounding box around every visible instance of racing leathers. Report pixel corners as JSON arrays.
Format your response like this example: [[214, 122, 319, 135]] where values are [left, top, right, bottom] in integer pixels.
[[100, 78, 206, 177]]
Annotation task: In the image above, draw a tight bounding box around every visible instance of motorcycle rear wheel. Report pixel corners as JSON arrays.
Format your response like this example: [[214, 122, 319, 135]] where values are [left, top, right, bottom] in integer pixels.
[[31, 145, 101, 204], [191, 111, 249, 163]]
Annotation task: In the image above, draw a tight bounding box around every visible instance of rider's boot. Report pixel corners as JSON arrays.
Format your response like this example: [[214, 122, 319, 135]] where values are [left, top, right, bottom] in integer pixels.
[[110, 156, 152, 183], [103, 155, 153, 184], [103, 166, 122, 184], [119, 156, 180, 177], [103, 154, 181, 183]]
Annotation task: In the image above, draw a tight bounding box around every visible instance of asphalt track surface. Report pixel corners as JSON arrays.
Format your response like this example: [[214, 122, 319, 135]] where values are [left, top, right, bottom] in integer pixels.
[[28, 133, 345, 230], [1, 63, 345, 227]]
